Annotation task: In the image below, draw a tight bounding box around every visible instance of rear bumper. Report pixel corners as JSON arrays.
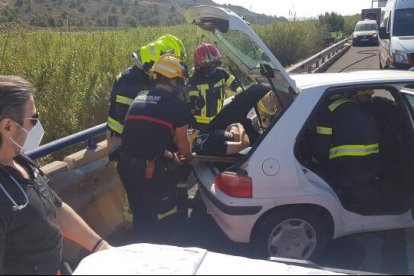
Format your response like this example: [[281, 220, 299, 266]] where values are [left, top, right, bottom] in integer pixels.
[[194, 165, 274, 243], [353, 36, 379, 45]]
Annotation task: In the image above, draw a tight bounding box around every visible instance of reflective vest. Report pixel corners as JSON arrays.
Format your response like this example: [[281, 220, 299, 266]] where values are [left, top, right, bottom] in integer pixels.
[[188, 68, 241, 127], [316, 98, 379, 160], [107, 66, 153, 135]]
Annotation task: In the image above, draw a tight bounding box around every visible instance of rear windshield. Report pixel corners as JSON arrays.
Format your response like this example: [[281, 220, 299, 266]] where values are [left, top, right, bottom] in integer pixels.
[[355, 23, 377, 31], [394, 8, 414, 36]]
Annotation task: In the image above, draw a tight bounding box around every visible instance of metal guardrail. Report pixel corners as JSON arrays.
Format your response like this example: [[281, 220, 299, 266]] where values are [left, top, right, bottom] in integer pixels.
[[286, 38, 350, 74], [27, 40, 351, 161], [26, 123, 106, 160]]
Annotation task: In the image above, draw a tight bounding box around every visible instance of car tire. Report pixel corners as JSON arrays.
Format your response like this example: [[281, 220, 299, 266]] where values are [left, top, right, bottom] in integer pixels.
[[251, 206, 330, 261]]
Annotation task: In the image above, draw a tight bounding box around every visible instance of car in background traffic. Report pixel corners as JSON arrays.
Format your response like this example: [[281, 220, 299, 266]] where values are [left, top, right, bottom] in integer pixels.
[[186, 5, 414, 261], [352, 20, 379, 46]]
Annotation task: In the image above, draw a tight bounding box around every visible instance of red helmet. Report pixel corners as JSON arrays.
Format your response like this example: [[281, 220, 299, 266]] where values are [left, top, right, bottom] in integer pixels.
[[194, 43, 221, 68]]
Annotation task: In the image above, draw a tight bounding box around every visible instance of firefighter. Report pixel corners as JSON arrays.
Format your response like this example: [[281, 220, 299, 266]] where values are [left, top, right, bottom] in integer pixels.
[[117, 54, 196, 240], [187, 43, 241, 131], [312, 93, 380, 211], [106, 34, 187, 159]]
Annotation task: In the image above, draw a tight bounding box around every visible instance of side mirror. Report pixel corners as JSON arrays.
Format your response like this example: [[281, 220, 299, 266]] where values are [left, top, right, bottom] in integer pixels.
[[379, 27, 390, 39]]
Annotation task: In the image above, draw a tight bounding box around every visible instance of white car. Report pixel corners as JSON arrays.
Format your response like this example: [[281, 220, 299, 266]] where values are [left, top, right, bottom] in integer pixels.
[[185, 6, 414, 260]]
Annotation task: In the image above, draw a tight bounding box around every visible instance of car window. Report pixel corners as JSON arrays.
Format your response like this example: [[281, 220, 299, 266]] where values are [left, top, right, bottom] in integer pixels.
[[355, 23, 378, 31], [213, 30, 272, 70], [393, 8, 414, 36], [403, 92, 414, 112], [382, 11, 391, 33]]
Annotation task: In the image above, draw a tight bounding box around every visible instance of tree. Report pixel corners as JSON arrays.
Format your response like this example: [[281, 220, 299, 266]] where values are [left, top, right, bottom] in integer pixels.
[[318, 12, 345, 33]]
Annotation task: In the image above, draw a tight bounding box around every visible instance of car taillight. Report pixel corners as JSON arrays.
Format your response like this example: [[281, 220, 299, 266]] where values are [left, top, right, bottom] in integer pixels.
[[214, 171, 252, 198]]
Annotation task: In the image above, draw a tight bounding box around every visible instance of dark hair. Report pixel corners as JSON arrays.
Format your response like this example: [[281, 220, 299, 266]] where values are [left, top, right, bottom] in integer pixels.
[[0, 76, 35, 147]]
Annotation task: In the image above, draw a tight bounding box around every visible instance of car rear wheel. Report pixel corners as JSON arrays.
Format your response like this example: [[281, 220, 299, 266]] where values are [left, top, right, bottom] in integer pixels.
[[252, 207, 330, 261]]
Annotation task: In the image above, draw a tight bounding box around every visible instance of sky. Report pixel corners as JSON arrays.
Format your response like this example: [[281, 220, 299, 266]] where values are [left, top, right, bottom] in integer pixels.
[[212, 0, 379, 19]]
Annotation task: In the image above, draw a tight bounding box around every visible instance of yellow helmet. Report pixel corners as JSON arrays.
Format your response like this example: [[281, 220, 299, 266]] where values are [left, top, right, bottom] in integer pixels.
[[150, 54, 187, 80], [140, 34, 187, 65], [157, 34, 187, 61]]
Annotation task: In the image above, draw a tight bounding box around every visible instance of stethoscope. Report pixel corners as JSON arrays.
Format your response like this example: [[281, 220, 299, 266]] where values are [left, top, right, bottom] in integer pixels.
[[0, 166, 29, 212]]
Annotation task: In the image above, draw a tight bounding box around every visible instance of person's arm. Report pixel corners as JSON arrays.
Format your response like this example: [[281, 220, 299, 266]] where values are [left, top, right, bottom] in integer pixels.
[[57, 203, 110, 253], [225, 124, 250, 155], [174, 126, 197, 166]]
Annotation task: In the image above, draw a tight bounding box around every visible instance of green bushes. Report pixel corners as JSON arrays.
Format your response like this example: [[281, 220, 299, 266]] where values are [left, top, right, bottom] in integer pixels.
[[254, 21, 329, 66], [0, 22, 329, 145]]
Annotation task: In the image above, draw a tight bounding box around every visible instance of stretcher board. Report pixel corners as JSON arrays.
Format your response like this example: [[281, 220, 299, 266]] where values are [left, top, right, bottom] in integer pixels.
[[73, 244, 345, 275]]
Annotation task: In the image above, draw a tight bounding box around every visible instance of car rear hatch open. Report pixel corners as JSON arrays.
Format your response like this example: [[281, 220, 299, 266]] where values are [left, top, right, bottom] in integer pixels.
[[184, 5, 298, 95]]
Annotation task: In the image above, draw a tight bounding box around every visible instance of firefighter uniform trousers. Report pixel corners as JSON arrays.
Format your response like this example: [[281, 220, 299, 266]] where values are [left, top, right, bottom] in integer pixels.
[[117, 155, 178, 242]]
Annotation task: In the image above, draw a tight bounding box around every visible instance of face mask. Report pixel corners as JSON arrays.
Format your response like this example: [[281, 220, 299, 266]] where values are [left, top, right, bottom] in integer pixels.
[[9, 120, 45, 153]]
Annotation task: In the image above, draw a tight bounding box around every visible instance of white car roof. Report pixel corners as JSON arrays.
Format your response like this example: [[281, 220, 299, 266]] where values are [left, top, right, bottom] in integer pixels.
[[291, 70, 414, 90]]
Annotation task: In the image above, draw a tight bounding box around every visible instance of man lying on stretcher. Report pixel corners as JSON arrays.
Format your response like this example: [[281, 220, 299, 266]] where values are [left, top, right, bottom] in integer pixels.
[[190, 123, 250, 157], [187, 85, 283, 157]]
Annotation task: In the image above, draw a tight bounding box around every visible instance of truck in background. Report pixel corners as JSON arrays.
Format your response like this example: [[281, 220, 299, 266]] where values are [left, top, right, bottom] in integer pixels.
[[378, 0, 414, 70], [361, 8, 382, 26]]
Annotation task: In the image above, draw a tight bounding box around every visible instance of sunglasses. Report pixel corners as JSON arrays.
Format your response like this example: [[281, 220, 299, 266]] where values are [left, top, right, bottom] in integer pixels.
[[22, 112, 40, 126]]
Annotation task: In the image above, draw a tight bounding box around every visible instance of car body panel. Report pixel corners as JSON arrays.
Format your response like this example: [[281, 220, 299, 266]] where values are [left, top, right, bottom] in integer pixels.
[[188, 5, 414, 248]]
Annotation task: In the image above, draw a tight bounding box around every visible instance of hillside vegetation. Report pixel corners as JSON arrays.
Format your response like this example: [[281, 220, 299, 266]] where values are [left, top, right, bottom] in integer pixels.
[[0, 0, 286, 28]]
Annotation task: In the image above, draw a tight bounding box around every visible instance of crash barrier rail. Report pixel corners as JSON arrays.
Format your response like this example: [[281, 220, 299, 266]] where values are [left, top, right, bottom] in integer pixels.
[[286, 38, 350, 74], [28, 40, 351, 262]]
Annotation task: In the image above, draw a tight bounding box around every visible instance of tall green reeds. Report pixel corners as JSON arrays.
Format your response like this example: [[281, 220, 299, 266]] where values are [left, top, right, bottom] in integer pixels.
[[0, 23, 329, 145]]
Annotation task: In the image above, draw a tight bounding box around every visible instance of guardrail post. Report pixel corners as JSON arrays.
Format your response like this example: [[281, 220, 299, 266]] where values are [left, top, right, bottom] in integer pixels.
[[87, 138, 98, 151]]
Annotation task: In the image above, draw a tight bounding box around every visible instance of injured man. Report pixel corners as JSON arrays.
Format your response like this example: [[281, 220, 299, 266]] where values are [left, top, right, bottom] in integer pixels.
[[191, 123, 250, 157], [188, 86, 286, 157]]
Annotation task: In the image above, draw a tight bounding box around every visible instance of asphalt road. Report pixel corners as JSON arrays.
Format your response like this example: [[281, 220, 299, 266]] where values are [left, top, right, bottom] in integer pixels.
[[109, 45, 411, 275], [327, 45, 380, 72]]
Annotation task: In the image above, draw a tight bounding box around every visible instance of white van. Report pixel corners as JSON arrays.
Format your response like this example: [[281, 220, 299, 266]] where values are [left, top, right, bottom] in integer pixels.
[[379, 0, 414, 70]]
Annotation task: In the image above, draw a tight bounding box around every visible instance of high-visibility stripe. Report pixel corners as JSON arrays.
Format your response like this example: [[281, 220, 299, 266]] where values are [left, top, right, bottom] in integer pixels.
[[116, 95, 134, 106], [194, 115, 214, 124], [214, 79, 225, 88], [107, 117, 124, 134], [157, 206, 177, 220], [258, 100, 275, 116], [125, 115, 174, 134], [329, 144, 379, 159], [225, 75, 236, 87], [316, 126, 333, 135], [189, 90, 199, 97], [328, 98, 352, 112]]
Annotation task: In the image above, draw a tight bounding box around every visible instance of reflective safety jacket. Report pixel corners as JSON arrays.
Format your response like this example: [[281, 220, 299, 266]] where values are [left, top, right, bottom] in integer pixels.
[[187, 68, 241, 129], [313, 97, 380, 162], [107, 65, 154, 136]]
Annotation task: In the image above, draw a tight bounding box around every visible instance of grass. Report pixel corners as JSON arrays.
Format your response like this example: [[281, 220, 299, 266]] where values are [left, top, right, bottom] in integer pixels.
[[0, 23, 330, 149]]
